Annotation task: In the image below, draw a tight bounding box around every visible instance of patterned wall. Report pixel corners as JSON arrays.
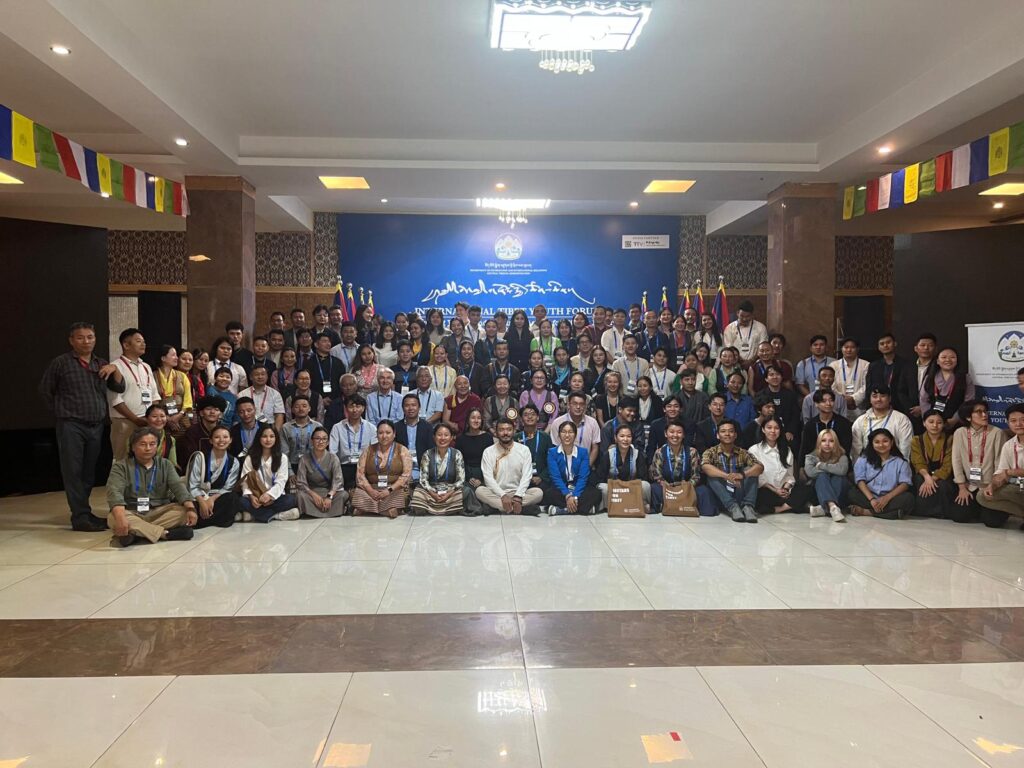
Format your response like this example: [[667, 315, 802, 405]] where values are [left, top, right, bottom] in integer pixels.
[[255, 232, 313, 286], [107, 230, 186, 285], [835, 235, 894, 291], [312, 212, 339, 287], [677, 215, 706, 288], [707, 235, 768, 290]]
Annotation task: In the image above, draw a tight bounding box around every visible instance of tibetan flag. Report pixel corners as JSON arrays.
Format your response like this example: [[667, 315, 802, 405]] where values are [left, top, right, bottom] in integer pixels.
[[1009, 121, 1024, 169], [145, 174, 156, 208], [661, 286, 669, 310], [333, 277, 347, 320], [842, 186, 855, 220], [712, 280, 728, 328], [346, 285, 356, 320], [33, 124, 61, 172], [877, 174, 892, 210], [988, 127, 1009, 177], [122, 164, 137, 204], [903, 163, 920, 204], [110, 159, 125, 200], [934, 151, 952, 192], [677, 285, 690, 316], [694, 285, 705, 315], [154, 177, 165, 212], [135, 170, 148, 208], [368, 291, 375, 315], [951, 144, 970, 188], [918, 158, 936, 197], [641, 292, 648, 314], [969, 136, 989, 184], [853, 185, 866, 216], [83, 148, 100, 192], [889, 168, 905, 208], [96, 153, 112, 196], [0, 104, 11, 161], [172, 181, 184, 215], [53, 133, 87, 186], [865, 178, 879, 212], [11, 110, 36, 167], [359, 286, 365, 306], [163, 177, 175, 213]]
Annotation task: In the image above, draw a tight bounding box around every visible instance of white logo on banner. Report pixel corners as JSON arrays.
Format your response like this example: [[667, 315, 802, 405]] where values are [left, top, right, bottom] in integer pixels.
[[494, 233, 523, 261], [997, 330, 1024, 363]]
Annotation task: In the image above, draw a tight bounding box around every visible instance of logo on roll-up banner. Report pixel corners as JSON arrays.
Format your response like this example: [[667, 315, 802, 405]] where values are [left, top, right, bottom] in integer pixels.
[[494, 233, 523, 261], [997, 331, 1024, 363]]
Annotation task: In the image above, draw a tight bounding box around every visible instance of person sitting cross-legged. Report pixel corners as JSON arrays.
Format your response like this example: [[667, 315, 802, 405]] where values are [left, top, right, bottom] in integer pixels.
[[701, 419, 763, 523]]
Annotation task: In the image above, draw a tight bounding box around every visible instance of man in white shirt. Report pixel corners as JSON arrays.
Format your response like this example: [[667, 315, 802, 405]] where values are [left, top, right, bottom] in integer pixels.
[[611, 335, 650, 395], [477, 419, 544, 514], [547, 392, 601, 466], [329, 395, 377, 487], [281, 395, 322, 471], [722, 301, 768, 365], [329, 323, 360, 369], [465, 305, 484, 344], [108, 328, 156, 460], [528, 304, 548, 336], [601, 308, 629, 360], [367, 368, 404, 425], [830, 337, 869, 419], [413, 367, 445, 424], [793, 334, 835, 397], [978, 403, 1024, 527], [850, 385, 913, 460], [571, 333, 593, 372], [236, 364, 285, 429], [800, 367, 849, 421]]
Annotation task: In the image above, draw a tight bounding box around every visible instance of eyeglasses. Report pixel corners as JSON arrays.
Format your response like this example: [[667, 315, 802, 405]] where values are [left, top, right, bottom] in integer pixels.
[[312, 436, 329, 442]]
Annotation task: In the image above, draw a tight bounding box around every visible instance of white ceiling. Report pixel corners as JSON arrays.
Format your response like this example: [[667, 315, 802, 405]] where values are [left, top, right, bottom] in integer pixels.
[[1, 0, 1024, 232]]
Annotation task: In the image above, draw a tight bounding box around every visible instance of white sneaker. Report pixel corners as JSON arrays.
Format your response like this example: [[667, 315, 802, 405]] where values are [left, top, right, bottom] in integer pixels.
[[808, 504, 826, 518], [241, 511, 253, 522], [275, 508, 300, 521], [828, 503, 846, 523], [234, 512, 243, 522]]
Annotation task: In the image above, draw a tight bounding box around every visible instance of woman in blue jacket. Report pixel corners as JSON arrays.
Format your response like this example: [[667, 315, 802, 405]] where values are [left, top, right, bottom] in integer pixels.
[[546, 420, 602, 515]]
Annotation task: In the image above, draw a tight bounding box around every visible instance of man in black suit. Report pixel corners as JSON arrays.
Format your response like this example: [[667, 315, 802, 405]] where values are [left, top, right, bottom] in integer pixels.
[[864, 332, 910, 413], [394, 393, 435, 484], [694, 393, 729, 454]]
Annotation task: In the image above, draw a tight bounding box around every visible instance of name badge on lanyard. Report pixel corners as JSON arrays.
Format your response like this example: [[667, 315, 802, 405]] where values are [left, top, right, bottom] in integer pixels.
[[322, 381, 332, 394], [968, 466, 982, 483], [163, 399, 179, 415], [933, 397, 948, 412], [140, 388, 153, 406]]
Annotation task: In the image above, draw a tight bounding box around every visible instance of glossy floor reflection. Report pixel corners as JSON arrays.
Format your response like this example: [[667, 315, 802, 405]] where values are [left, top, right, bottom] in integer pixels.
[[1, 491, 1022, 618], [1, 663, 1021, 767]]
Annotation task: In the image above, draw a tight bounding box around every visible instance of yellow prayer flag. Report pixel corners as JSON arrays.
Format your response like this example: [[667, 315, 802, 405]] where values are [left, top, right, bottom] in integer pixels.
[[154, 177, 165, 212], [903, 163, 920, 204], [97, 153, 112, 195], [11, 111, 36, 167], [842, 186, 855, 220], [989, 127, 1009, 176]]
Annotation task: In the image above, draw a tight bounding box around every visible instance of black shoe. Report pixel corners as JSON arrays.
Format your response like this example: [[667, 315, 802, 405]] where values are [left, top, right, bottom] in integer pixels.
[[164, 526, 195, 541], [117, 533, 138, 547], [72, 516, 108, 532]]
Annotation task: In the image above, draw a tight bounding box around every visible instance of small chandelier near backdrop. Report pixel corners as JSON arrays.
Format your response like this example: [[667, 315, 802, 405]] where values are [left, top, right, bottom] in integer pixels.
[[476, 198, 551, 229], [489, 0, 652, 76]]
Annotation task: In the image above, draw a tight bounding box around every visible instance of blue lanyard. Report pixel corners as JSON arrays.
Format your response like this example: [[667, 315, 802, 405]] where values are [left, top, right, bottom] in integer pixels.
[[519, 431, 540, 456], [652, 367, 667, 392], [377, 393, 398, 421], [398, 368, 413, 387], [318, 355, 333, 381], [292, 423, 312, 454], [842, 360, 860, 384], [419, 390, 436, 413], [614, 447, 635, 479], [719, 452, 737, 475], [868, 411, 893, 433], [626, 359, 638, 382], [664, 445, 689, 481], [204, 451, 231, 485], [461, 362, 476, 379], [241, 425, 258, 450], [346, 422, 365, 455], [816, 418, 834, 434], [432, 366, 449, 391], [134, 462, 157, 495], [310, 452, 332, 483], [562, 448, 576, 484], [375, 443, 396, 474], [434, 447, 454, 482]]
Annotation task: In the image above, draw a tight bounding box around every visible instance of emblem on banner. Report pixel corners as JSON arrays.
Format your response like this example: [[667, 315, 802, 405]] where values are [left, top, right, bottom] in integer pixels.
[[494, 233, 523, 261], [997, 331, 1024, 363]]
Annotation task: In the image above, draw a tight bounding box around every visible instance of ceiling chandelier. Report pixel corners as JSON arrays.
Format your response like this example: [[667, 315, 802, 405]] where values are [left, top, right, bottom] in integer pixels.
[[490, 0, 652, 76], [476, 197, 551, 228]]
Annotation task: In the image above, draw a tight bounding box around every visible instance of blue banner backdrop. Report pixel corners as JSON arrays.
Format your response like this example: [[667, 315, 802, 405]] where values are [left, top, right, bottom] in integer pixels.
[[337, 213, 679, 319]]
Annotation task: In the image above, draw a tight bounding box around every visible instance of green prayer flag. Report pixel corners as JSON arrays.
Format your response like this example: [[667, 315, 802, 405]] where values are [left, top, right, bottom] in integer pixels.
[[918, 158, 936, 197], [163, 175, 174, 213], [110, 159, 125, 200], [1008, 121, 1024, 169], [32, 123, 62, 173], [853, 186, 866, 216]]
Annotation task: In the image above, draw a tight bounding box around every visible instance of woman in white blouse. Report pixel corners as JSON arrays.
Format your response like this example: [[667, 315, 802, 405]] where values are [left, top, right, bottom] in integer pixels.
[[748, 417, 811, 514], [373, 322, 399, 369], [238, 424, 299, 522], [184, 424, 241, 527]]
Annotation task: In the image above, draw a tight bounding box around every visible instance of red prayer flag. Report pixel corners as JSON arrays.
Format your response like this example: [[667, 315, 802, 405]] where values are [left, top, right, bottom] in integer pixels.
[[52, 132, 80, 181], [173, 181, 184, 215], [934, 151, 952, 192], [122, 165, 136, 204], [865, 178, 879, 212]]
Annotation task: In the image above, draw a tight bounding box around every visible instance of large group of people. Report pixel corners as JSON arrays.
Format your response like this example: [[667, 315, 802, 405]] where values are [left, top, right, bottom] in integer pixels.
[[39, 299, 1024, 546]]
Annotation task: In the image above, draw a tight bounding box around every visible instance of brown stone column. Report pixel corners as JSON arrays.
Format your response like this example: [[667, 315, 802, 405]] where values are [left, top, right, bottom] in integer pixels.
[[766, 183, 837, 353], [185, 176, 256, 351]]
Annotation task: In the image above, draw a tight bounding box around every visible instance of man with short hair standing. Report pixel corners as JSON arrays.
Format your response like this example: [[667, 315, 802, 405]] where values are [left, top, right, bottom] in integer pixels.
[[108, 328, 155, 461], [39, 321, 125, 531]]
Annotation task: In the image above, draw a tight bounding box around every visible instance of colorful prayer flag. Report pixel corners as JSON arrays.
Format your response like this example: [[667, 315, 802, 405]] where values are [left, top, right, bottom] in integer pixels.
[[853, 185, 866, 216], [172, 181, 184, 215], [951, 144, 971, 189], [163, 176, 175, 213], [865, 178, 879, 212], [989, 127, 1009, 176], [33, 124, 61, 172], [712, 280, 729, 329], [110, 159, 124, 200], [889, 168, 905, 208], [934, 151, 952, 192], [83, 148, 100, 192], [903, 163, 920, 204], [660, 286, 669, 310], [842, 186, 855, 220], [145, 174, 156, 208], [877, 174, 891, 210], [97, 153, 112, 196], [0, 105, 11, 161], [969, 137, 989, 184], [918, 158, 936, 197], [694, 285, 705, 315], [11, 110, 36, 167], [154, 177, 165, 212], [135, 169, 148, 208], [53, 133, 87, 186], [1009, 121, 1024, 169]]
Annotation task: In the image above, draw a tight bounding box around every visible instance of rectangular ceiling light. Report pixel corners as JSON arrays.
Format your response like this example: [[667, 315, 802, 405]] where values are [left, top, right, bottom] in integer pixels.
[[0, 171, 24, 184], [644, 180, 696, 194], [319, 176, 370, 190], [476, 197, 551, 210], [979, 182, 1024, 196], [490, 0, 652, 51]]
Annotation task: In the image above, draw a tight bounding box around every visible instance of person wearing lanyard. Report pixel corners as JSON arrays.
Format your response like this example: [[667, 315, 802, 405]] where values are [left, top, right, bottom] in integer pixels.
[[105, 427, 197, 546], [910, 409, 956, 520], [547, 392, 601, 465], [239, 424, 299, 522], [530, 318, 562, 368], [701, 419, 763, 522], [595, 421, 652, 512], [611, 335, 650, 396], [414, 367, 444, 424], [427, 346, 457, 398], [647, 348, 677, 399], [282, 395, 322, 474], [395, 393, 435, 482], [851, 385, 913, 460], [601, 309, 629, 360], [829, 338, 868, 418], [206, 336, 249, 395], [390, 341, 420, 395], [695, 393, 728, 454], [229, 398, 261, 460], [864, 333, 909, 412], [952, 399, 1006, 523], [798, 389, 853, 467], [307, 332, 342, 407], [108, 327, 157, 461], [473, 319, 501, 364], [237, 364, 286, 429], [514, 405, 561, 510], [296, 426, 348, 518], [456, 340, 490, 397], [185, 425, 242, 528], [409, 424, 467, 516], [544, 420, 601, 515], [649, 420, 714, 516], [329, 394, 376, 489], [848, 428, 914, 519], [794, 335, 835, 398], [39, 321, 126, 531], [978, 403, 1024, 528], [329, 323, 360, 369], [722, 301, 768, 366], [367, 368, 404, 426], [352, 420, 413, 518], [800, 367, 849, 422], [486, 339, 522, 397], [636, 310, 670, 362]]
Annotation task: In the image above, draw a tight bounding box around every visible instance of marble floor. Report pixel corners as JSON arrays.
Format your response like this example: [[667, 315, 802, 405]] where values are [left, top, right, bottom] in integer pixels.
[[1, 490, 1022, 766]]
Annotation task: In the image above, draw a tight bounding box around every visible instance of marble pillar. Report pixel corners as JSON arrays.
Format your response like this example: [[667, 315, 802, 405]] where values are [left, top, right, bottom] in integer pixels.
[[766, 183, 837, 351], [185, 176, 256, 350]]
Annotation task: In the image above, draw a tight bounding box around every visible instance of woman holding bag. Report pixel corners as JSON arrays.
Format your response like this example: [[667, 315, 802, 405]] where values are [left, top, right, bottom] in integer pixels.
[[595, 422, 651, 514], [649, 420, 714, 516]]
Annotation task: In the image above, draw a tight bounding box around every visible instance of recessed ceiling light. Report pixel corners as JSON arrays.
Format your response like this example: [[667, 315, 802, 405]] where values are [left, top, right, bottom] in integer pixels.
[[380, 198, 388, 203], [174, 137, 188, 147], [476, 197, 551, 210], [643, 180, 696, 194], [147, 175, 156, 183], [979, 183, 1024, 196], [857, 185, 867, 191], [993, 201, 1005, 209], [0, 171, 24, 184], [319, 175, 370, 190], [188, 254, 211, 262], [50, 44, 70, 55], [877, 145, 893, 155], [629, 201, 639, 208], [495, 182, 506, 190], [100, 192, 110, 198]]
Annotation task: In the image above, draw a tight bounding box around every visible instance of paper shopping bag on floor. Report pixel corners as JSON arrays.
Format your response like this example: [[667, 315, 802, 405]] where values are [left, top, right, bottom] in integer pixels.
[[607, 479, 645, 517], [662, 482, 698, 517]]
